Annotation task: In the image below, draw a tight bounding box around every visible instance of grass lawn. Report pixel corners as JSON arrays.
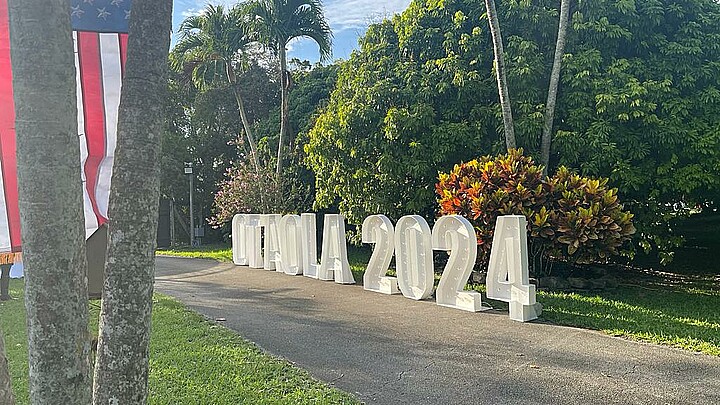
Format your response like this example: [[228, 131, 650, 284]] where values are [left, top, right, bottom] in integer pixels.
[[159, 232, 720, 357], [538, 285, 719, 355], [156, 243, 233, 262], [0, 279, 359, 404]]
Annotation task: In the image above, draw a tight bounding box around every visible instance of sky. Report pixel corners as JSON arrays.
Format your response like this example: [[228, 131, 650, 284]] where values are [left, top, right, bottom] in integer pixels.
[[172, 0, 412, 63]]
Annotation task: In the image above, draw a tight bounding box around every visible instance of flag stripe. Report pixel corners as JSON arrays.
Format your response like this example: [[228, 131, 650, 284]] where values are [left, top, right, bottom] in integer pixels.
[[77, 31, 106, 225], [0, 162, 11, 250], [0, 1, 130, 254], [0, 0, 20, 252], [96, 33, 122, 219], [74, 32, 99, 238], [119, 34, 128, 75]]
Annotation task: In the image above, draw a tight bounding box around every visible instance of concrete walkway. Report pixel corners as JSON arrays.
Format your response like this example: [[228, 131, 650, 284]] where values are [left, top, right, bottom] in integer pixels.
[[155, 256, 720, 405]]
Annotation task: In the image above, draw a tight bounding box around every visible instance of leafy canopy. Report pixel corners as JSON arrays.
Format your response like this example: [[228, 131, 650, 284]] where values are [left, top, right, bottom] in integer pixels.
[[306, 0, 720, 257]]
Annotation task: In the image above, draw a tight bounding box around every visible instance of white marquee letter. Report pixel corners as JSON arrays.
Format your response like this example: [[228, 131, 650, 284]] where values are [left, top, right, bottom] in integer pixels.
[[278, 214, 303, 275], [318, 214, 355, 284], [395, 215, 434, 300], [301, 213, 319, 278], [231, 214, 247, 265], [362, 215, 399, 294], [261, 214, 281, 271], [432, 215, 487, 312], [486, 215, 539, 322], [245, 214, 263, 268]]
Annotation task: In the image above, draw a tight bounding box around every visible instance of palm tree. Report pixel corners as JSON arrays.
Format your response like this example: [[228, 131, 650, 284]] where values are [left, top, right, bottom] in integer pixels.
[[484, 0, 517, 150], [1, 328, 14, 404], [243, 0, 332, 175], [540, 0, 571, 176], [10, 0, 92, 402], [92, 0, 173, 402], [173, 5, 261, 170]]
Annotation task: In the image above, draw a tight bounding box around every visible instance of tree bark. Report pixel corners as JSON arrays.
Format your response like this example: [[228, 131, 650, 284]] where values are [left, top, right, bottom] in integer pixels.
[[9, 0, 92, 403], [0, 328, 14, 405], [225, 63, 261, 172], [276, 44, 290, 176], [91, 1, 173, 404], [484, 0, 516, 150], [541, 0, 571, 176]]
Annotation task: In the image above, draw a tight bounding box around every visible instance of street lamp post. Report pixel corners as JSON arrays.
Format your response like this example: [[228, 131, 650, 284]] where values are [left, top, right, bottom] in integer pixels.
[[184, 162, 195, 247]]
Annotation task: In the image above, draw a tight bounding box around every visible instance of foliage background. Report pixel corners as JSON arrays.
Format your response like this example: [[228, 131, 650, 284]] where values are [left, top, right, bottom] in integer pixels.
[[163, 0, 720, 262], [304, 0, 720, 258]]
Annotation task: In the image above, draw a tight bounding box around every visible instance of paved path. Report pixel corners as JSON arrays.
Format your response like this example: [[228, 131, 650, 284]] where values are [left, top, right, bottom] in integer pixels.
[[155, 256, 720, 405]]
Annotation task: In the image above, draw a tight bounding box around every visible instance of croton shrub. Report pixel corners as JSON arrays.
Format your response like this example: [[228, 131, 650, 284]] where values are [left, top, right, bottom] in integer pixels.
[[436, 149, 635, 274]]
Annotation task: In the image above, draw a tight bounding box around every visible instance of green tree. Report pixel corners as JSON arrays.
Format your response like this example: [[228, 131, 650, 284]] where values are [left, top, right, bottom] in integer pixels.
[[243, 0, 332, 175], [9, 0, 92, 402], [173, 4, 261, 170], [552, 0, 720, 258], [92, 0, 173, 402], [306, 0, 720, 259], [306, 10, 491, 225], [211, 62, 339, 227], [162, 60, 279, 242]]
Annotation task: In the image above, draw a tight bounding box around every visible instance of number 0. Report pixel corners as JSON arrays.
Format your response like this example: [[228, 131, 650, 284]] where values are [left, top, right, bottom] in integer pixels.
[[395, 215, 434, 300]]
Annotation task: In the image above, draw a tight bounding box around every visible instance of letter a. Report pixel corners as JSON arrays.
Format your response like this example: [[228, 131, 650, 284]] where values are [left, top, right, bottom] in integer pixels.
[[318, 214, 355, 284]]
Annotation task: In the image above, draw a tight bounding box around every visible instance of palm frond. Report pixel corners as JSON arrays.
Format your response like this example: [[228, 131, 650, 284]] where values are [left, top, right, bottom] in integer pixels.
[[242, 0, 333, 61], [172, 3, 259, 90]]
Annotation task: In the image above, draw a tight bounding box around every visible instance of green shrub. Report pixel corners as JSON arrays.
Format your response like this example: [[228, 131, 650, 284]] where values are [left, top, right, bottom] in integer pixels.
[[209, 162, 282, 227], [436, 150, 635, 273], [209, 161, 312, 227], [541, 166, 636, 264], [437, 149, 546, 257]]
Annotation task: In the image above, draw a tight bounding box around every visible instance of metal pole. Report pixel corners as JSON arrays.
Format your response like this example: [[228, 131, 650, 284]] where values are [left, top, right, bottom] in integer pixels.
[[189, 173, 195, 246], [169, 199, 175, 247]]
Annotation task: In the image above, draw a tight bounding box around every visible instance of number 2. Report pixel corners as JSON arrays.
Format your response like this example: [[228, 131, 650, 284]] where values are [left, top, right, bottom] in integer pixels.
[[362, 215, 399, 294], [432, 215, 487, 312]]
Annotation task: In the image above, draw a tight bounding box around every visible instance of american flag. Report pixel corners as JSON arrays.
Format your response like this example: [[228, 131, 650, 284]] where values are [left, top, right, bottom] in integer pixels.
[[0, 0, 130, 258]]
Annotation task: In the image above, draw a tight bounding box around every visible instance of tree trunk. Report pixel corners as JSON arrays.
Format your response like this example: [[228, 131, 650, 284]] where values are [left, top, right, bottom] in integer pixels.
[[0, 328, 14, 405], [9, 0, 92, 403], [91, 1, 173, 404], [276, 44, 290, 176], [540, 0, 571, 176], [484, 0, 516, 150], [225, 63, 261, 172]]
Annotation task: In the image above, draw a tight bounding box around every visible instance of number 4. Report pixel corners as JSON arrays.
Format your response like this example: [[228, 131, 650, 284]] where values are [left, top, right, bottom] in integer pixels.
[[486, 216, 540, 322]]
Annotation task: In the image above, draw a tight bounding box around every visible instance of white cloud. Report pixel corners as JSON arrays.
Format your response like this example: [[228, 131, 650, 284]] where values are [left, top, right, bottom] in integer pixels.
[[171, 0, 412, 60], [175, 0, 240, 20], [174, 0, 411, 32], [323, 0, 411, 31], [181, 8, 201, 18]]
